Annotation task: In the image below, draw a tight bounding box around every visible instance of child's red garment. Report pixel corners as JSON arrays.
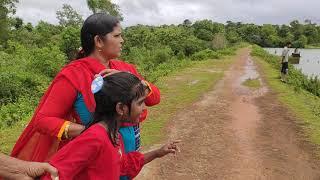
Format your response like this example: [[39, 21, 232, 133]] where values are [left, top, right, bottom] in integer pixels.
[[41, 124, 144, 180], [11, 57, 160, 162]]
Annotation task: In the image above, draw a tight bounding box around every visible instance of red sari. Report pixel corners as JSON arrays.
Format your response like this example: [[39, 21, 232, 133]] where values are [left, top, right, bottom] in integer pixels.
[[41, 124, 144, 180], [11, 57, 160, 162]]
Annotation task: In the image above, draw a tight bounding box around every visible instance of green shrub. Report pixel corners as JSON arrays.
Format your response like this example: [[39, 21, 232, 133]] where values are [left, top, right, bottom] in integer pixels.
[[28, 45, 67, 78], [191, 49, 219, 61]]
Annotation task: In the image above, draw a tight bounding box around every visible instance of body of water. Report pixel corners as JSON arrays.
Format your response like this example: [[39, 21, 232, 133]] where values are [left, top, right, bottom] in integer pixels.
[[264, 48, 320, 77]]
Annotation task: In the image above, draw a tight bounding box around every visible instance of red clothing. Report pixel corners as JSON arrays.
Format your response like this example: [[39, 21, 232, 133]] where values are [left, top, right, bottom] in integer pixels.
[[41, 124, 144, 180], [11, 57, 160, 162]]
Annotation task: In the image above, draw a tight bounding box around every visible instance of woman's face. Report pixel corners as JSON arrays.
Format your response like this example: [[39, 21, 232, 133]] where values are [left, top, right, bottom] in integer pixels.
[[101, 23, 124, 59]]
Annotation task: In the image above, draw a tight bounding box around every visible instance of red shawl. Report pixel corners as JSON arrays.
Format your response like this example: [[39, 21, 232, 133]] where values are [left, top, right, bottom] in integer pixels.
[[11, 57, 160, 162]]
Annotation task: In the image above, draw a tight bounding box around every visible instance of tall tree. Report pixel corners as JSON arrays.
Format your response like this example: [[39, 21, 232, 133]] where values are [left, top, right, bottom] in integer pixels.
[[212, 33, 227, 50], [56, 4, 83, 27], [0, 0, 18, 45], [290, 20, 304, 39], [261, 24, 279, 47], [60, 26, 81, 60], [10, 16, 23, 29], [304, 23, 319, 44], [86, 0, 123, 20], [182, 19, 192, 27]]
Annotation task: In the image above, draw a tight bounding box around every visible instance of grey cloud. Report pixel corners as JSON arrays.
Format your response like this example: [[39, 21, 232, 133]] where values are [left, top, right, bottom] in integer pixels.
[[15, 0, 320, 26], [16, 0, 91, 24]]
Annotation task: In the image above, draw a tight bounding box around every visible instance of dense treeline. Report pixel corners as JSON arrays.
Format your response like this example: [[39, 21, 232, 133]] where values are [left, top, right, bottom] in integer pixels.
[[225, 20, 320, 48]]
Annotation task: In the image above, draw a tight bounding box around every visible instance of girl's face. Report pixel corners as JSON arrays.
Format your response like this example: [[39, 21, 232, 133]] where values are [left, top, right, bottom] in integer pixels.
[[128, 93, 147, 124], [100, 23, 124, 59]]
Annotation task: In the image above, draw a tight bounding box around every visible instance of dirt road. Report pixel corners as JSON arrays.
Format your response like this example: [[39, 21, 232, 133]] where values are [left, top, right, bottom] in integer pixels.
[[137, 49, 320, 180]]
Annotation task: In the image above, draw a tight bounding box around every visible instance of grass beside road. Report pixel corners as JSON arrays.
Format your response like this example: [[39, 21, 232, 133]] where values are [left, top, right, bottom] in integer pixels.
[[141, 50, 244, 146], [253, 56, 320, 153]]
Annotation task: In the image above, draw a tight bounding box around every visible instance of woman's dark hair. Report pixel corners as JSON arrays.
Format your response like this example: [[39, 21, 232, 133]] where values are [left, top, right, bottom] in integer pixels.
[[91, 72, 147, 146], [76, 13, 120, 59]]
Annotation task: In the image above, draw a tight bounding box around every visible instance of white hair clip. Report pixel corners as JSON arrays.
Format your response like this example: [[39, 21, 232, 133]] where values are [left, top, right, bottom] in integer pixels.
[[91, 74, 104, 94]]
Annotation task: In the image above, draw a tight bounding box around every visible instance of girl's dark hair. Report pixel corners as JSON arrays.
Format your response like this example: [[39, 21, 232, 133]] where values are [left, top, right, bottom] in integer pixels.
[[76, 13, 120, 59], [91, 72, 147, 146]]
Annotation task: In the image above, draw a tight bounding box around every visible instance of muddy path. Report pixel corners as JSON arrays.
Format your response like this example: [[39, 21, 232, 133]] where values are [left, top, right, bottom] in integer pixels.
[[137, 49, 320, 180]]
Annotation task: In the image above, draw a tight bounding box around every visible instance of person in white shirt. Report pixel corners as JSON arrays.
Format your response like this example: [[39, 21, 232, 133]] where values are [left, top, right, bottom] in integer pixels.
[[281, 42, 291, 82]]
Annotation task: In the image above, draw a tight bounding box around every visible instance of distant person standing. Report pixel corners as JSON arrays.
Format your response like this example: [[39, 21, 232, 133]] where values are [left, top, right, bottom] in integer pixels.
[[281, 42, 291, 82]]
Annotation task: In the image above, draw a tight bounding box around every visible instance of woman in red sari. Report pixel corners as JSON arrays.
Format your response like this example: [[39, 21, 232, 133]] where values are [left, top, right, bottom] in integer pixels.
[[41, 72, 179, 180], [11, 13, 160, 162]]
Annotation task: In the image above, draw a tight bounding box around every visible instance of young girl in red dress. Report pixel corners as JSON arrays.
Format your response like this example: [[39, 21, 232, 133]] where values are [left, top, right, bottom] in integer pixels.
[[41, 72, 180, 180]]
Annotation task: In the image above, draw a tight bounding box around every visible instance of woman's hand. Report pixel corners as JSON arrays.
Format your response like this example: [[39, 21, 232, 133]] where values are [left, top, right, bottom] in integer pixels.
[[67, 122, 85, 138], [97, 69, 121, 78]]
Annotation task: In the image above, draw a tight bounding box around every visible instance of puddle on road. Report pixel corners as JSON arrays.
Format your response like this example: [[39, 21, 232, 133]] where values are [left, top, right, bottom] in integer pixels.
[[235, 56, 268, 97]]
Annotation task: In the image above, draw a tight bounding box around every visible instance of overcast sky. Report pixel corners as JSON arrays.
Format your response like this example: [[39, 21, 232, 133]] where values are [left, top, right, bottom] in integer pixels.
[[15, 0, 320, 26]]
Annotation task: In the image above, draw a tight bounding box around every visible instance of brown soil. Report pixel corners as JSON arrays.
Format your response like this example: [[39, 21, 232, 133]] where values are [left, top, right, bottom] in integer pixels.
[[137, 49, 320, 180]]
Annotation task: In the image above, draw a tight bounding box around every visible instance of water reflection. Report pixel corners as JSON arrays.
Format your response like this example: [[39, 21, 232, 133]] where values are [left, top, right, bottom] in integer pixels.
[[264, 48, 320, 77]]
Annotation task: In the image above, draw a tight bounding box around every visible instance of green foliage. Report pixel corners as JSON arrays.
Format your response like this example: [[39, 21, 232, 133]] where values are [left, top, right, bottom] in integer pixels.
[[191, 49, 220, 61], [242, 78, 261, 89], [34, 21, 62, 46], [183, 19, 192, 27], [293, 35, 308, 48], [146, 59, 192, 83], [0, 97, 37, 127], [56, 4, 83, 27], [123, 25, 208, 57], [192, 20, 225, 41], [10, 17, 23, 30], [190, 47, 237, 61], [0, 0, 18, 44], [223, 19, 320, 48], [60, 26, 81, 60], [0, 52, 51, 131], [86, 0, 123, 20], [211, 33, 228, 50], [28, 45, 67, 78], [8, 21, 62, 49], [226, 30, 242, 44], [0, 71, 24, 105]]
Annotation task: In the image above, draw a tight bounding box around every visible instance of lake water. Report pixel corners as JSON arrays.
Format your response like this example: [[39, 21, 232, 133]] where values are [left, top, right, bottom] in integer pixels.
[[264, 48, 320, 77]]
